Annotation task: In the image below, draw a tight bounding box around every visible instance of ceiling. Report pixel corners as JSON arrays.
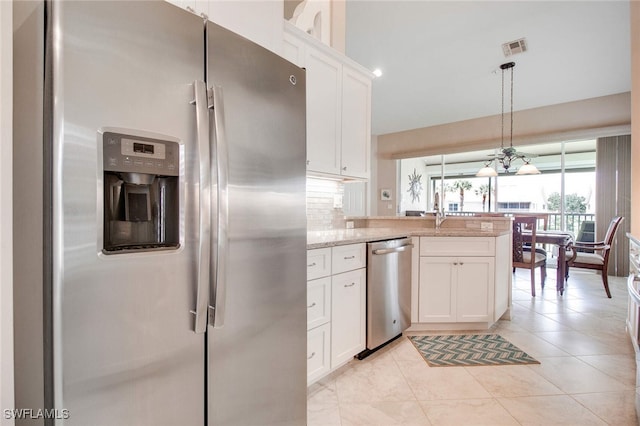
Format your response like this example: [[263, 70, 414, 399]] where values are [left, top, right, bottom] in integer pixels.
[[344, 1, 632, 136]]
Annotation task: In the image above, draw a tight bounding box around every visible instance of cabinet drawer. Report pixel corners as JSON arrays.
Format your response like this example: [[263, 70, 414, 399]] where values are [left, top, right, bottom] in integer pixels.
[[307, 277, 331, 330], [307, 248, 331, 280], [420, 237, 495, 257], [332, 243, 366, 274], [307, 323, 331, 385]]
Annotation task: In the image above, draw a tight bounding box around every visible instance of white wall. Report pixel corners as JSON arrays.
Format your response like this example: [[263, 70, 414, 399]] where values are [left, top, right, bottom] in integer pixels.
[[378, 93, 631, 160], [0, 1, 14, 424], [370, 135, 398, 216], [399, 157, 427, 213]]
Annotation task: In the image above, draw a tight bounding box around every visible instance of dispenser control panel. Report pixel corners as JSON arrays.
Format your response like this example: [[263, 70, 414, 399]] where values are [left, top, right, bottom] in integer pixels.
[[103, 132, 179, 176]]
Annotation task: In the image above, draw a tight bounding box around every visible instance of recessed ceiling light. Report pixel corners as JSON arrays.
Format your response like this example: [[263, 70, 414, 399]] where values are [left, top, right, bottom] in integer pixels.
[[372, 68, 383, 78]]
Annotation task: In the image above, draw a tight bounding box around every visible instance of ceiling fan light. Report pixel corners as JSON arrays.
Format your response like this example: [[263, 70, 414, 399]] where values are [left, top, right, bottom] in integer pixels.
[[516, 162, 541, 175], [476, 166, 498, 177]]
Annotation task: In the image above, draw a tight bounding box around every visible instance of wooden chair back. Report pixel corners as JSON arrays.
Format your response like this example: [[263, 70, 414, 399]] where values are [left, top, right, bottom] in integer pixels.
[[513, 216, 537, 266], [603, 216, 624, 247]]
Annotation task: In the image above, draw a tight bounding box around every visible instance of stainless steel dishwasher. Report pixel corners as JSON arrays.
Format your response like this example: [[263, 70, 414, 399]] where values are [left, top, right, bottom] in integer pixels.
[[358, 237, 413, 358]]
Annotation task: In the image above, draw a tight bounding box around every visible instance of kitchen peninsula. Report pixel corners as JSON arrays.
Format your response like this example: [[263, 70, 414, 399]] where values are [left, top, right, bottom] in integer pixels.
[[305, 215, 512, 383], [308, 216, 513, 324]]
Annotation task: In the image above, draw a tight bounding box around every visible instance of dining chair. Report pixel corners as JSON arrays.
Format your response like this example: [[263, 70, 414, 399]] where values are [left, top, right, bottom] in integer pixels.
[[566, 216, 624, 298], [513, 216, 547, 297]]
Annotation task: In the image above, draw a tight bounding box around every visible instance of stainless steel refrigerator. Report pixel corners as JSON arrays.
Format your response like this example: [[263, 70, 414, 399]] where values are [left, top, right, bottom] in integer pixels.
[[13, 1, 307, 425]]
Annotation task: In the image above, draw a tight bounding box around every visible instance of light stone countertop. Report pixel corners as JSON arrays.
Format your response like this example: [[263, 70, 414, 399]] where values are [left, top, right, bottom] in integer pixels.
[[307, 227, 511, 249]]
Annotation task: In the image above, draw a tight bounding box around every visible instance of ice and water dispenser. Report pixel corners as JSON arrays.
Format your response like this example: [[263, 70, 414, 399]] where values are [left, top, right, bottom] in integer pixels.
[[103, 131, 180, 253]]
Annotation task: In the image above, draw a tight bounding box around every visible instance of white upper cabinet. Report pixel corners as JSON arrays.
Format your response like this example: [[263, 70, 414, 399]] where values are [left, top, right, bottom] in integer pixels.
[[340, 66, 371, 178], [165, 0, 204, 15], [305, 46, 342, 175], [284, 22, 373, 180], [166, 0, 283, 54], [282, 28, 306, 67]]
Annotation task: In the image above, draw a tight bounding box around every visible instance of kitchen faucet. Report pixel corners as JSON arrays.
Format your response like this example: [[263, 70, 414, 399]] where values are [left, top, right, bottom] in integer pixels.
[[435, 209, 447, 230]]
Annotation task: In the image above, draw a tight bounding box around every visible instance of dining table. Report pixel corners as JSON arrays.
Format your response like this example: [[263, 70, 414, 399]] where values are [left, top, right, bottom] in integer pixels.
[[523, 230, 574, 295]]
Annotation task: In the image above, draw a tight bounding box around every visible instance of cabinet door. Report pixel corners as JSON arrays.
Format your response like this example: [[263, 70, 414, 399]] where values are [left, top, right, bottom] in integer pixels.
[[418, 257, 456, 322], [340, 66, 371, 179], [456, 257, 494, 322], [307, 323, 331, 385], [331, 268, 366, 368], [305, 46, 341, 175], [307, 277, 331, 330], [343, 182, 366, 217]]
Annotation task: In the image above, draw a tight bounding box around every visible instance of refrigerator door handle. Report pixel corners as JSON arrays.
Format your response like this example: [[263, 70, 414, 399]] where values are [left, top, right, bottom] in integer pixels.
[[210, 85, 229, 328], [192, 80, 211, 334]]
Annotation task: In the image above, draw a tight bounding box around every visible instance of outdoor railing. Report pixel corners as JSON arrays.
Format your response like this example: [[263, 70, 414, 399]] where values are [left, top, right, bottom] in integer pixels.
[[546, 213, 595, 235]]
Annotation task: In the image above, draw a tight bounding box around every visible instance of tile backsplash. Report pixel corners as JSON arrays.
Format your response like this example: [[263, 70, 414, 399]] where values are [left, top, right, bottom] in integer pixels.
[[306, 177, 346, 231]]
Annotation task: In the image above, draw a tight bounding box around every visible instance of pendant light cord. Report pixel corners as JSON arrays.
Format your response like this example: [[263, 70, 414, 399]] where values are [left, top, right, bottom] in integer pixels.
[[501, 67, 505, 150], [510, 65, 514, 149]]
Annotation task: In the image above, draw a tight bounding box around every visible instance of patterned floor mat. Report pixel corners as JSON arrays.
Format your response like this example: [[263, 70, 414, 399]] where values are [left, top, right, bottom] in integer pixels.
[[409, 334, 540, 367]]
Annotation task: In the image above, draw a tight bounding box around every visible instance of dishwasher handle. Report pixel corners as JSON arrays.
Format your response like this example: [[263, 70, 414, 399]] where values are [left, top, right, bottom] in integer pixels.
[[372, 244, 414, 255]]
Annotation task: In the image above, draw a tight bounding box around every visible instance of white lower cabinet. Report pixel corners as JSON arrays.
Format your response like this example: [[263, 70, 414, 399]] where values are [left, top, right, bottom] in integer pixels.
[[307, 243, 366, 385], [456, 258, 494, 322], [418, 257, 455, 322], [416, 236, 507, 329], [418, 256, 494, 323], [331, 268, 366, 368], [307, 323, 331, 384], [307, 277, 331, 330]]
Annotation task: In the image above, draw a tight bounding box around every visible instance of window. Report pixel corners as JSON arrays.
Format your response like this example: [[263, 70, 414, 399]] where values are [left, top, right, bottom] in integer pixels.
[[398, 139, 596, 232]]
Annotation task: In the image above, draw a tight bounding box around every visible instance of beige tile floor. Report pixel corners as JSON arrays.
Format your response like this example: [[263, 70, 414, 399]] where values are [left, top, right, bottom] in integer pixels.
[[307, 268, 639, 425]]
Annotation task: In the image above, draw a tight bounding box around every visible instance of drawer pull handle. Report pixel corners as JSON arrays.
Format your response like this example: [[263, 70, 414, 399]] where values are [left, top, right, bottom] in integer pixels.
[[307, 302, 316, 308], [453, 262, 458, 265], [307, 352, 316, 360], [344, 282, 356, 288], [307, 262, 317, 268], [344, 255, 356, 260]]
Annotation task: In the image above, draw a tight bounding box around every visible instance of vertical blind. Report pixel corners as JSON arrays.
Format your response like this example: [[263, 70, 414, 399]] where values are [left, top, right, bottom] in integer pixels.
[[596, 135, 631, 276]]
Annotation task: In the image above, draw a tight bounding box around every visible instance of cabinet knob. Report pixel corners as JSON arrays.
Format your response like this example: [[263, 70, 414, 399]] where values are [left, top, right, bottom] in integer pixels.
[[307, 302, 316, 309], [344, 282, 356, 288], [306, 160, 310, 165], [307, 352, 316, 360], [342, 166, 347, 171], [307, 262, 316, 268]]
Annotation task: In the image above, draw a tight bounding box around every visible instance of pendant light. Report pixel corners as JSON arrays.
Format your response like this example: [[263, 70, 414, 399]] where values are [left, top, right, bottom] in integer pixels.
[[477, 62, 540, 176]]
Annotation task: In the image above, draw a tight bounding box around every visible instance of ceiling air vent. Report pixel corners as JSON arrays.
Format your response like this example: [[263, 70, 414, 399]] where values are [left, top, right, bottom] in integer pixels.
[[502, 38, 528, 57]]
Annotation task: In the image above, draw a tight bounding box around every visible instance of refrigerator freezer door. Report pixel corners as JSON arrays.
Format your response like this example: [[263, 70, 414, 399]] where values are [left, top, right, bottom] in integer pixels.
[[45, 2, 204, 424], [206, 22, 308, 426]]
